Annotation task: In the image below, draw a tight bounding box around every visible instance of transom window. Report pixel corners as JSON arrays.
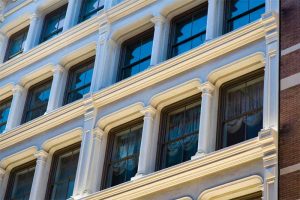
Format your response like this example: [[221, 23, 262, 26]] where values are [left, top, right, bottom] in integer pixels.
[[169, 5, 207, 58], [46, 144, 80, 200], [157, 95, 201, 170], [22, 79, 52, 123], [224, 0, 265, 33], [218, 70, 264, 148], [5, 162, 35, 200], [118, 29, 153, 81], [0, 97, 12, 133], [40, 5, 67, 43], [103, 121, 143, 188], [64, 58, 94, 105], [5, 27, 28, 61], [79, 0, 104, 22]]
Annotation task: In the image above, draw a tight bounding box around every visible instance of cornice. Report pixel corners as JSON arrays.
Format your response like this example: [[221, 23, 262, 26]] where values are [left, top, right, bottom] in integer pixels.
[[82, 138, 263, 200], [0, 15, 278, 151]]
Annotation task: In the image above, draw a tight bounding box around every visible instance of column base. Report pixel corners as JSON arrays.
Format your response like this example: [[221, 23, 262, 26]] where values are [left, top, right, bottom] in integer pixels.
[[191, 151, 206, 160], [131, 173, 144, 181]]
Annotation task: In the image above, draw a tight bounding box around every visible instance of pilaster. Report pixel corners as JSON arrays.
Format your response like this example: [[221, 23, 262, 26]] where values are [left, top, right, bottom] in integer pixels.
[[205, 0, 219, 41], [0, 32, 8, 63], [24, 12, 42, 52], [63, 0, 78, 32], [192, 82, 215, 159]]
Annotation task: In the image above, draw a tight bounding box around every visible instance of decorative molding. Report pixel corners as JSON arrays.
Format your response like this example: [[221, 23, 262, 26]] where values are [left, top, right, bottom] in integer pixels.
[[281, 72, 300, 91], [198, 175, 263, 200], [3, 0, 33, 18], [280, 163, 300, 176], [0, 82, 14, 100], [281, 42, 300, 56], [82, 138, 263, 200]]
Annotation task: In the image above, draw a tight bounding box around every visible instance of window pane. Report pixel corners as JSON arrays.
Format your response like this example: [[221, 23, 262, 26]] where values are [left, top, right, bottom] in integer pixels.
[[80, 0, 103, 22], [0, 99, 11, 133], [172, 41, 192, 57], [192, 12, 207, 35], [246, 111, 262, 140], [6, 28, 28, 61], [231, 15, 250, 31], [250, 7, 265, 22], [223, 117, 245, 147], [175, 21, 192, 44], [165, 141, 183, 167], [183, 134, 198, 161], [230, 0, 249, 18], [140, 38, 153, 59]]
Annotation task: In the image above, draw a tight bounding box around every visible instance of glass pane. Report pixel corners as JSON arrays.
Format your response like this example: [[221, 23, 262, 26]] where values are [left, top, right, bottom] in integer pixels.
[[223, 117, 245, 147], [51, 182, 69, 200], [167, 110, 185, 141], [125, 158, 138, 181], [250, 7, 265, 22], [8, 34, 25, 58], [246, 111, 262, 139], [192, 34, 205, 48], [125, 43, 141, 66], [0, 101, 11, 124], [192, 12, 207, 35], [82, 0, 102, 16], [140, 38, 153, 59], [184, 105, 200, 135], [165, 141, 183, 167], [172, 41, 192, 57], [225, 83, 246, 120], [11, 167, 35, 200], [249, 0, 265, 9], [231, 14, 250, 31], [111, 160, 126, 187], [230, 0, 249, 18], [175, 20, 192, 44], [45, 15, 60, 35], [0, 125, 5, 133], [183, 134, 198, 161]]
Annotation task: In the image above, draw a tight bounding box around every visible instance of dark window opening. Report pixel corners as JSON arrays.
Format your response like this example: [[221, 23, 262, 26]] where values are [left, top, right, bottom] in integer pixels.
[[79, 0, 104, 23], [5, 27, 28, 61], [0, 97, 12, 133]]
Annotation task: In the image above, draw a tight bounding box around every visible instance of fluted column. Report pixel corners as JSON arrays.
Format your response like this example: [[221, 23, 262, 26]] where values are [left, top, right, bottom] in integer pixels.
[[5, 85, 27, 131], [29, 150, 49, 200], [205, 0, 219, 41], [24, 13, 41, 52], [150, 15, 168, 66], [0, 32, 8, 63], [133, 106, 156, 179], [46, 65, 67, 113], [90, 25, 117, 92], [63, 0, 77, 31], [192, 82, 215, 159]]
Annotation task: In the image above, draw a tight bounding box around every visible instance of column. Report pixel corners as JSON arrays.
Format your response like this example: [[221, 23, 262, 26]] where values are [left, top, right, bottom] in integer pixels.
[[24, 13, 41, 52], [63, 0, 77, 32], [86, 128, 106, 193], [150, 15, 168, 66], [205, 0, 219, 41], [5, 85, 27, 131], [90, 25, 117, 92], [0, 32, 8, 63], [104, 0, 113, 10], [46, 65, 67, 113], [72, 108, 97, 197], [133, 106, 156, 179], [29, 150, 49, 200], [0, 168, 6, 199], [192, 82, 215, 159]]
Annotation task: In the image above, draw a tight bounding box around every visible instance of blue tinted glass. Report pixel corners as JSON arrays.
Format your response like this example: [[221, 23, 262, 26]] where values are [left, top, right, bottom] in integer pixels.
[[166, 141, 183, 167], [175, 21, 192, 43], [84, 0, 99, 13], [249, 0, 265, 9], [192, 13, 207, 35], [46, 15, 60, 35], [125, 158, 138, 181], [140, 39, 153, 59], [246, 111, 262, 139], [173, 41, 191, 56], [0, 125, 5, 133], [111, 161, 126, 186], [125, 44, 140, 66], [192, 35, 205, 48], [223, 117, 246, 147], [250, 7, 265, 22], [9, 35, 24, 57], [231, 14, 249, 30], [183, 134, 198, 161], [138, 59, 150, 72], [0, 103, 11, 124], [230, 0, 249, 18]]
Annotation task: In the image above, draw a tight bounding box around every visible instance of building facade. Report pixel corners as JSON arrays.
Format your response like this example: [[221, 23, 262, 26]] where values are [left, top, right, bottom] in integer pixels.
[[279, 0, 300, 199], [0, 0, 279, 200]]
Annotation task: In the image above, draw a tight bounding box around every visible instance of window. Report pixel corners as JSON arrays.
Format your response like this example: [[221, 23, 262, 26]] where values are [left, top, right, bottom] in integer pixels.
[[103, 120, 143, 188], [79, 0, 104, 22], [5, 27, 28, 61], [218, 70, 264, 149], [157, 94, 201, 170], [22, 79, 52, 123], [232, 191, 262, 200], [4, 161, 35, 200], [168, 5, 207, 58], [0, 97, 12, 133], [40, 5, 67, 43], [46, 144, 80, 200], [64, 58, 94, 105], [118, 29, 153, 81], [224, 0, 265, 33]]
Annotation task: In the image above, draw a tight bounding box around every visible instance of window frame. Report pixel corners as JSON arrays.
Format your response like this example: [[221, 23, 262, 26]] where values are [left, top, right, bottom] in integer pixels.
[[155, 93, 201, 171], [45, 142, 81, 200], [40, 4, 68, 43], [78, 0, 104, 23], [216, 69, 264, 150], [21, 78, 53, 124], [0, 97, 12, 133], [231, 191, 263, 200], [117, 28, 154, 82], [63, 57, 95, 105], [101, 118, 143, 189], [223, 0, 265, 34], [167, 3, 208, 59], [4, 27, 29, 62], [4, 160, 36, 200]]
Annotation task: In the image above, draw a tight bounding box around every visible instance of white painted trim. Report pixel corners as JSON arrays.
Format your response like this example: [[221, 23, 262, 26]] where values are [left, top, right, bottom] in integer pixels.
[[281, 42, 300, 56], [280, 72, 300, 90], [280, 163, 300, 176], [198, 175, 263, 200]]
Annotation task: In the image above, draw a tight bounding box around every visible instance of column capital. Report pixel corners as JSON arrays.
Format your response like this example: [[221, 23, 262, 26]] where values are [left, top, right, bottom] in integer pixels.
[[30, 12, 41, 21], [92, 127, 105, 140], [199, 82, 215, 94], [151, 15, 167, 25], [34, 150, 48, 161], [12, 84, 25, 94], [52, 64, 65, 74], [141, 106, 156, 118]]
